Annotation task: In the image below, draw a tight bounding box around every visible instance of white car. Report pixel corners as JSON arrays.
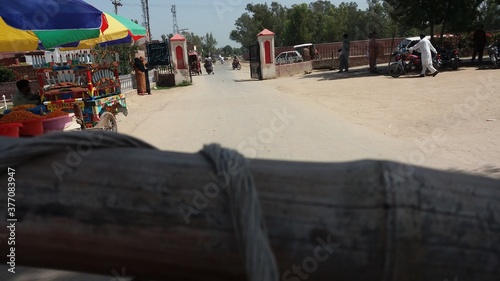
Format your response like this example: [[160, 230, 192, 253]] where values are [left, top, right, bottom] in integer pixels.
[[396, 36, 431, 53], [275, 51, 303, 65]]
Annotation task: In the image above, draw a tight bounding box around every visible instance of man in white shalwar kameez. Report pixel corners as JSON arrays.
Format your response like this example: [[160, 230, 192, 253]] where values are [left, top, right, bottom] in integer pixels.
[[409, 34, 439, 77]]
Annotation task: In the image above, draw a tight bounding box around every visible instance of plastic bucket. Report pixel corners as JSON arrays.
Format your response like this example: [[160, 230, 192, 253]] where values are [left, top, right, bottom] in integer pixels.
[[19, 118, 44, 136], [0, 123, 23, 138], [43, 114, 73, 132]]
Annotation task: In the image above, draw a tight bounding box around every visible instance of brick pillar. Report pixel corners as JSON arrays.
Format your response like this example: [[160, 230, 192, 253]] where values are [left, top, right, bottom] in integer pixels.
[[257, 29, 276, 80], [170, 34, 190, 85]]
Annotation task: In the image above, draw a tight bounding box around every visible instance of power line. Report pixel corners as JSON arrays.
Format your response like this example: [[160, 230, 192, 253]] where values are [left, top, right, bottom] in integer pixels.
[[110, 0, 123, 14]]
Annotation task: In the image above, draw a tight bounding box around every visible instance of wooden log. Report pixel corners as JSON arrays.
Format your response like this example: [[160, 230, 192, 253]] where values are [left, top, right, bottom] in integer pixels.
[[0, 133, 499, 281]]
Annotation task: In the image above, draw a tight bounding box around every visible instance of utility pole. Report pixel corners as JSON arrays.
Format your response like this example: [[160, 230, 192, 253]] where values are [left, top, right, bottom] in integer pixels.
[[171, 5, 179, 34], [146, 0, 151, 41], [111, 0, 122, 14], [140, 0, 151, 42]]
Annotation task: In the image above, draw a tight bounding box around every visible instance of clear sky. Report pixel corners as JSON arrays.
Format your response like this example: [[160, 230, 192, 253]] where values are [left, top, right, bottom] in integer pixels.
[[84, 0, 368, 47]]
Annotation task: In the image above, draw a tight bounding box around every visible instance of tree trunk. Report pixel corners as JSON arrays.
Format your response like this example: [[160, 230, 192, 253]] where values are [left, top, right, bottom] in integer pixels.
[[429, 23, 435, 44]]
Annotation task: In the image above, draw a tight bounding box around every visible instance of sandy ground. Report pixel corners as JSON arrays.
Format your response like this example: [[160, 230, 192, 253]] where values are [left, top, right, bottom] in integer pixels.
[[269, 63, 500, 178], [117, 61, 500, 179]]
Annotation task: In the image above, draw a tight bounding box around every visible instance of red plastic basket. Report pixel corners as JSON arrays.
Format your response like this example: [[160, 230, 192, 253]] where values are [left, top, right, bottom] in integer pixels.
[[19, 118, 44, 136], [0, 123, 23, 138]]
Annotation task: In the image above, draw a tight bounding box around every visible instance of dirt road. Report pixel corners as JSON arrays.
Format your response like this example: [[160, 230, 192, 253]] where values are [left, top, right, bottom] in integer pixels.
[[119, 61, 500, 178]]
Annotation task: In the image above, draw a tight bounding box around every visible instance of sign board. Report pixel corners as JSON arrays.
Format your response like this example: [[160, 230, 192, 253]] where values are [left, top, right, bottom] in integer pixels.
[[147, 43, 170, 66]]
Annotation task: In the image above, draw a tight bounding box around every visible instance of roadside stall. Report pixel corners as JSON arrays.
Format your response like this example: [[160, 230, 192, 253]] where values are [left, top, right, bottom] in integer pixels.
[[0, 50, 126, 137]]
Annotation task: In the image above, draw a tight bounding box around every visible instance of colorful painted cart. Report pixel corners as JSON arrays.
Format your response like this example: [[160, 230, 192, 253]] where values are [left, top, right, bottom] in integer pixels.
[[37, 57, 127, 132]]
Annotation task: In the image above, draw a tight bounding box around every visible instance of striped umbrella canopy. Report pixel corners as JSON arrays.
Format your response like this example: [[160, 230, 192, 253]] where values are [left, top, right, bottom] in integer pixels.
[[60, 13, 147, 50], [0, 0, 107, 52]]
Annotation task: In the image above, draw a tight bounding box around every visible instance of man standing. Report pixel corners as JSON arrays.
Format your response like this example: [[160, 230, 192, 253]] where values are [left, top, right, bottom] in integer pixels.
[[141, 57, 151, 95], [409, 33, 439, 77], [472, 24, 487, 62], [368, 32, 379, 73], [338, 33, 350, 73]]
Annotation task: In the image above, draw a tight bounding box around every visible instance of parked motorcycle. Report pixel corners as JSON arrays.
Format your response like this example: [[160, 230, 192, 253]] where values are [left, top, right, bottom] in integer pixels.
[[232, 61, 241, 70], [436, 46, 460, 70], [389, 49, 441, 78], [487, 41, 499, 68]]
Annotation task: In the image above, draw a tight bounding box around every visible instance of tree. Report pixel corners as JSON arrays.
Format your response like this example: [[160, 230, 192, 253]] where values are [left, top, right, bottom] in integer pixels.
[[202, 32, 218, 56], [182, 32, 203, 50], [0, 66, 15, 82], [477, 0, 500, 31], [384, 0, 487, 41], [361, 0, 393, 39], [230, 2, 287, 47], [221, 45, 233, 56], [282, 4, 314, 45], [308, 1, 337, 43], [93, 43, 139, 74]]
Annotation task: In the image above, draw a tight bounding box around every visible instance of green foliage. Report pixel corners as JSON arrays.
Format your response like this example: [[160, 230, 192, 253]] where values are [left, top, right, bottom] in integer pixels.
[[230, 0, 395, 46], [177, 80, 192, 87], [201, 32, 218, 56], [477, 0, 500, 31], [283, 4, 314, 45], [228, 0, 493, 47], [0, 66, 16, 83], [182, 32, 203, 50], [220, 45, 234, 55], [94, 43, 140, 75], [384, 0, 487, 40], [230, 2, 288, 47]]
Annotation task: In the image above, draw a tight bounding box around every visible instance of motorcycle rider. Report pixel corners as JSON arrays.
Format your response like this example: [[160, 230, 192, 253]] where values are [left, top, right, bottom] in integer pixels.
[[409, 33, 439, 77], [232, 56, 240, 69], [204, 55, 214, 74], [219, 54, 224, 64]]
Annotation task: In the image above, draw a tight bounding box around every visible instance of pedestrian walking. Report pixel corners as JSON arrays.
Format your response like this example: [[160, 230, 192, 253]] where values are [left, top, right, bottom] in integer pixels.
[[368, 32, 378, 73], [409, 33, 439, 77], [338, 33, 350, 73], [471, 24, 487, 62]]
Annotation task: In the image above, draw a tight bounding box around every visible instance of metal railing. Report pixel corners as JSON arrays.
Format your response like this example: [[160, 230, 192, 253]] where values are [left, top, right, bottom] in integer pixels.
[[119, 70, 156, 93]]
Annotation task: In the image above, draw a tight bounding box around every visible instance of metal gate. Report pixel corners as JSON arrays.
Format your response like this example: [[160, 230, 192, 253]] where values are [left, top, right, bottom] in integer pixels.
[[249, 42, 262, 80]]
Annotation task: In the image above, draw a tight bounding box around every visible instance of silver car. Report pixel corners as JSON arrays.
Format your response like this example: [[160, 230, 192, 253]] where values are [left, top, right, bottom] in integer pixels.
[[275, 51, 303, 65]]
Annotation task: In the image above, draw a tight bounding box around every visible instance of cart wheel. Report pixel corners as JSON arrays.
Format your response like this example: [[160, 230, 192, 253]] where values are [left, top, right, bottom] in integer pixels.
[[96, 112, 118, 132]]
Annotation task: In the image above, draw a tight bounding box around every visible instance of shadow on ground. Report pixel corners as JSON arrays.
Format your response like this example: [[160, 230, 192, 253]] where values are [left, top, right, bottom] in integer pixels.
[[233, 78, 261, 82], [301, 59, 497, 81]]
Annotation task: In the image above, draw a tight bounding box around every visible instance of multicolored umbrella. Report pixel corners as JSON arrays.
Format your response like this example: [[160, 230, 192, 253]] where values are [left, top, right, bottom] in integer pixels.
[[0, 0, 107, 52], [60, 13, 147, 50]]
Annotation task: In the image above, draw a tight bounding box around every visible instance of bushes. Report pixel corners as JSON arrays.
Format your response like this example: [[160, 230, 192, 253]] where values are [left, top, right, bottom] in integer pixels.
[[0, 66, 16, 83]]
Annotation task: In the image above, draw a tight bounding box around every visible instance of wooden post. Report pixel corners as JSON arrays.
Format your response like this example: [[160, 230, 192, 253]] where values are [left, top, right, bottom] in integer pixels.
[[0, 134, 498, 281]]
